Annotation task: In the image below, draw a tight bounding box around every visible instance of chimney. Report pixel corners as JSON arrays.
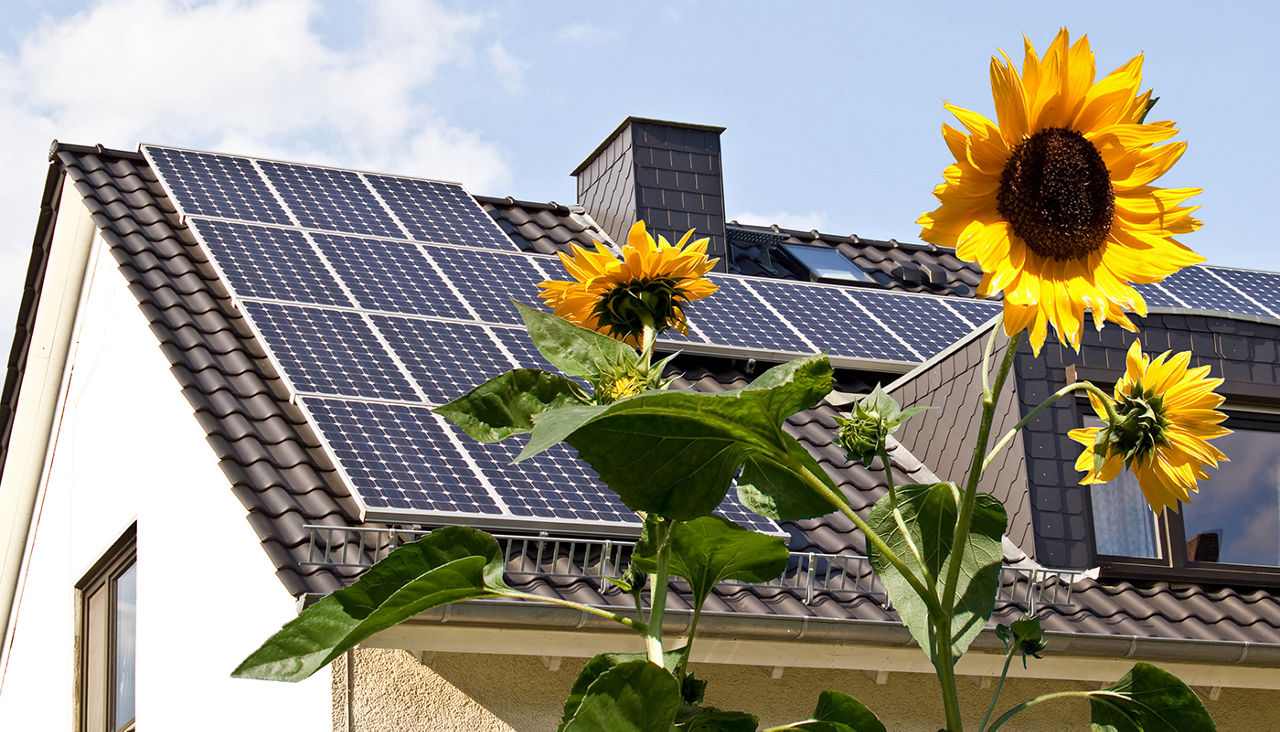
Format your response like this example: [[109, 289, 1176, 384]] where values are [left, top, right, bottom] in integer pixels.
[[572, 117, 728, 271]]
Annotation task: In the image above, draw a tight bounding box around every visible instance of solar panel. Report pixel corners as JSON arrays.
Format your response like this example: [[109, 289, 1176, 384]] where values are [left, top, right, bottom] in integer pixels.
[[939, 298, 1002, 328], [1155, 266, 1272, 317], [304, 398, 502, 514], [848, 288, 976, 358], [1135, 282, 1184, 309], [311, 233, 472, 320], [683, 276, 813, 354], [423, 245, 549, 325], [241, 301, 418, 401], [257, 161, 403, 239], [1208, 267, 1280, 317], [187, 218, 350, 307], [145, 147, 290, 225], [464, 438, 636, 523], [365, 173, 516, 250], [748, 279, 916, 363], [373, 316, 519, 405]]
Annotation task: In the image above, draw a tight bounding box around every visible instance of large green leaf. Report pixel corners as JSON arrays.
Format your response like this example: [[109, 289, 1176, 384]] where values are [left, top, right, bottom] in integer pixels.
[[435, 368, 582, 442], [561, 660, 681, 732], [232, 526, 509, 682], [560, 651, 683, 729], [866, 483, 1006, 662], [1089, 663, 1215, 732], [737, 438, 845, 521], [522, 355, 835, 519], [677, 706, 759, 730], [518, 301, 637, 379], [774, 690, 886, 731], [632, 516, 789, 606]]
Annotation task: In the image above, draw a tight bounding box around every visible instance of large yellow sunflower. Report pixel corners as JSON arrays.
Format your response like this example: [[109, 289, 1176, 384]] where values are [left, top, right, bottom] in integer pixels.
[[538, 220, 718, 345], [918, 29, 1204, 354], [1069, 340, 1229, 514]]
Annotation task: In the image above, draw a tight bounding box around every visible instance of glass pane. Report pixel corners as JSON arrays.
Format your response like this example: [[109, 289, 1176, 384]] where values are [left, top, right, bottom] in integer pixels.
[[1183, 426, 1280, 566], [1090, 469, 1161, 558], [780, 244, 873, 283], [114, 563, 137, 729]]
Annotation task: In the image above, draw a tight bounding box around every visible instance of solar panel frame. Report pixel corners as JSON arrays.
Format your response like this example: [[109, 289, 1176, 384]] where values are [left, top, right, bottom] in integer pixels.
[[846, 288, 978, 359], [373, 315, 521, 406], [143, 146, 292, 226], [311, 232, 474, 320], [366, 173, 518, 250], [422, 244, 551, 326], [257, 161, 404, 239], [682, 275, 814, 354], [186, 218, 351, 307], [747, 278, 918, 363]]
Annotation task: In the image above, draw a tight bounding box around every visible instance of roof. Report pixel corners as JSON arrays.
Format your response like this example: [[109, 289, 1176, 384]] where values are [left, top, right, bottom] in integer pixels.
[[6, 143, 1279, 665]]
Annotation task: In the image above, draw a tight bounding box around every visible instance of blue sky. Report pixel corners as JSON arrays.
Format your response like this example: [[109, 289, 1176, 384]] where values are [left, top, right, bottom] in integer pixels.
[[2, 1, 1277, 335]]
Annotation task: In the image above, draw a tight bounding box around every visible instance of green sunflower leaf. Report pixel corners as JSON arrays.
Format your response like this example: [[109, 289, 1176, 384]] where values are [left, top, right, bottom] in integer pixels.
[[1089, 662, 1215, 732], [773, 690, 887, 731], [517, 301, 638, 380], [560, 659, 681, 732], [866, 483, 1006, 664], [434, 368, 583, 442], [631, 516, 789, 606], [232, 526, 509, 682], [523, 354, 834, 520]]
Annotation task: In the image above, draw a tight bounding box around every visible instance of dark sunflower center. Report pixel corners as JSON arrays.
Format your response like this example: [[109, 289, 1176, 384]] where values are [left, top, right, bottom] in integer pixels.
[[997, 127, 1115, 261]]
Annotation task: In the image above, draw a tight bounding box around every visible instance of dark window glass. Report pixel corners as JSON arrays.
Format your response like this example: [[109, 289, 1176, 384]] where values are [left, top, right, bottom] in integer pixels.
[[1182, 425, 1280, 567]]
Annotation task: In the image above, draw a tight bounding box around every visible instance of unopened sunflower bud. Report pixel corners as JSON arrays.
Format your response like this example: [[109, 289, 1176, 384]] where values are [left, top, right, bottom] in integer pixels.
[[834, 406, 889, 465]]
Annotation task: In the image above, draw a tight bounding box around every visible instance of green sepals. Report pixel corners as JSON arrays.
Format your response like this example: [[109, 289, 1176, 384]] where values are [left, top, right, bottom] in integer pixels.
[[996, 615, 1047, 669], [591, 277, 687, 342], [1137, 95, 1160, 125], [1089, 662, 1215, 732], [521, 354, 835, 520], [558, 655, 686, 726], [559, 659, 682, 732], [435, 369, 585, 442], [232, 526, 510, 682], [632, 516, 790, 607], [518, 301, 638, 380], [833, 385, 931, 465], [773, 690, 887, 731], [675, 705, 759, 731], [866, 483, 1007, 662], [680, 671, 708, 705]]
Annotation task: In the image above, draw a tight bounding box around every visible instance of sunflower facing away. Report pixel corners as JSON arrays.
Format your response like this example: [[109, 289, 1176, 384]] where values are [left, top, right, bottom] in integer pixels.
[[1069, 340, 1229, 514], [538, 220, 718, 346], [918, 28, 1204, 354]]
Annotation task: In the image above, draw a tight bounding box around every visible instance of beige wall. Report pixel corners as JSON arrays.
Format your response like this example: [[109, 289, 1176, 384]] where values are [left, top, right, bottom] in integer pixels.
[[333, 648, 1279, 731]]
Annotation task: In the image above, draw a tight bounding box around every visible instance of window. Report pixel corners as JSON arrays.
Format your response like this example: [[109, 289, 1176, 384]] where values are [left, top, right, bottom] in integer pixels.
[[77, 526, 136, 732], [1089, 411, 1280, 586], [779, 244, 874, 285]]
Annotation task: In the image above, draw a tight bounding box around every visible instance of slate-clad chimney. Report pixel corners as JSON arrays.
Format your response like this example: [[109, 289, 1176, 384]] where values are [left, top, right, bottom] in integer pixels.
[[572, 117, 728, 271]]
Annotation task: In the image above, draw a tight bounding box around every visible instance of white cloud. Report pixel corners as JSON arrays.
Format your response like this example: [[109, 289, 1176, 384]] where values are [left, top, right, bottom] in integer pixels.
[[0, 0, 523, 333], [557, 22, 614, 45], [486, 43, 524, 95], [730, 209, 830, 232]]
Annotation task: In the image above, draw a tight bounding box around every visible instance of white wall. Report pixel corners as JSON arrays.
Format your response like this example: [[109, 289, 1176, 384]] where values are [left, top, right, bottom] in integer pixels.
[[0, 232, 330, 729]]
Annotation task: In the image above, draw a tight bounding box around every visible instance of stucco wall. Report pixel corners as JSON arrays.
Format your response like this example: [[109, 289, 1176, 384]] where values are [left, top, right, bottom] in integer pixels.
[[336, 647, 1280, 731]]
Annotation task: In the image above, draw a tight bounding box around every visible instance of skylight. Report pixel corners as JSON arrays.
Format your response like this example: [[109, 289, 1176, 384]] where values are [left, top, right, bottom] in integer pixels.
[[781, 244, 874, 284]]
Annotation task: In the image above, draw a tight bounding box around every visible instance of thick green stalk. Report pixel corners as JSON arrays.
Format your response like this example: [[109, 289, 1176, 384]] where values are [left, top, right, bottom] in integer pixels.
[[796, 463, 942, 616], [982, 381, 1119, 473], [644, 518, 672, 666]]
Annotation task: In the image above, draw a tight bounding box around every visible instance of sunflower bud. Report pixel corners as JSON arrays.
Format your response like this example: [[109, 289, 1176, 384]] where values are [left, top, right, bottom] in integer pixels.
[[833, 385, 932, 466]]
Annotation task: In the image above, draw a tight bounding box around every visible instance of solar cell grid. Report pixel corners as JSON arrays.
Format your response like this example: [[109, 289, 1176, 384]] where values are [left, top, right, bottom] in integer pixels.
[[847, 289, 973, 358], [940, 298, 1002, 328], [304, 398, 502, 514], [747, 279, 916, 362], [366, 174, 516, 250], [424, 245, 547, 325], [1134, 282, 1184, 308], [466, 439, 637, 523], [1158, 267, 1271, 317], [374, 316, 518, 405], [311, 233, 472, 320], [258, 162, 402, 239], [145, 147, 290, 225], [1209, 267, 1280, 316], [242, 301, 418, 401], [682, 276, 812, 354], [187, 219, 350, 307]]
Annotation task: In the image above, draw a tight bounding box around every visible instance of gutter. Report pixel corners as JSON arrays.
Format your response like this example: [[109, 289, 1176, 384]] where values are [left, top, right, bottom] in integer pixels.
[[361, 597, 1280, 689]]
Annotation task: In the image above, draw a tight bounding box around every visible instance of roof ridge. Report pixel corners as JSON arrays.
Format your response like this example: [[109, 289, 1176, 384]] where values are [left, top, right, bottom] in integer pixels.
[[727, 220, 947, 255], [48, 140, 144, 162]]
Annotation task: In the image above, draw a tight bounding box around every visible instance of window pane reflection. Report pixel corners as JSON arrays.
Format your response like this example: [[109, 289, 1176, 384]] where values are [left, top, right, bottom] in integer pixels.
[[114, 562, 136, 729], [1183, 426, 1280, 567]]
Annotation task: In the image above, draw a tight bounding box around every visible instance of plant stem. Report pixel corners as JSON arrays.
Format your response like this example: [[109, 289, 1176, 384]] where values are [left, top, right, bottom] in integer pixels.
[[645, 518, 672, 666], [495, 589, 644, 631], [676, 601, 704, 679], [933, 639, 965, 732], [880, 450, 929, 584], [979, 644, 1017, 732], [796, 463, 942, 616], [640, 319, 657, 367], [982, 381, 1119, 472], [987, 690, 1135, 731]]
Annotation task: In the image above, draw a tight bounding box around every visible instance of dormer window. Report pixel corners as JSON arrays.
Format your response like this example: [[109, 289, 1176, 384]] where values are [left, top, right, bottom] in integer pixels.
[[780, 244, 874, 285]]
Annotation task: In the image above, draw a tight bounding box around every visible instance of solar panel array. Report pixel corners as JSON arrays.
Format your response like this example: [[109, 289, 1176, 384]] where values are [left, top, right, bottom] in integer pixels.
[[144, 144, 1280, 535]]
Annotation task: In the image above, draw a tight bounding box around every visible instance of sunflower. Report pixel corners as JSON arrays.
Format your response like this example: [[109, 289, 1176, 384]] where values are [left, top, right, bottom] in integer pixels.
[[1069, 340, 1229, 514], [918, 28, 1204, 354], [538, 220, 718, 346]]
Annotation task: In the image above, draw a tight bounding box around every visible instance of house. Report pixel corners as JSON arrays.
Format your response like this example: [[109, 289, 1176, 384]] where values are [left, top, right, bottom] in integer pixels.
[[0, 118, 1276, 731]]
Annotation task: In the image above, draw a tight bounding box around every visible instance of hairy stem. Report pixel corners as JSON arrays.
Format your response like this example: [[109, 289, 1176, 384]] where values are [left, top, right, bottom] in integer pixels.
[[880, 449, 929, 584], [644, 518, 672, 666], [982, 381, 1118, 473]]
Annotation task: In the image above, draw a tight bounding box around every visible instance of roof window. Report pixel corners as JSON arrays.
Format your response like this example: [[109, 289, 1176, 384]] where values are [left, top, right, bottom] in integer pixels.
[[780, 244, 874, 285]]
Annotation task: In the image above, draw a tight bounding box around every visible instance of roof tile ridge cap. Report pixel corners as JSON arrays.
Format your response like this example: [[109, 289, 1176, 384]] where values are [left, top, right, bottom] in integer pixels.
[[732, 220, 952, 255], [49, 140, 146, 162], [473, 193, 573, 214]]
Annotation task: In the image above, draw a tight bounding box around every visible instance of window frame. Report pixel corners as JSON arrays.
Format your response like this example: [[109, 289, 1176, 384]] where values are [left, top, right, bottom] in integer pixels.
[[75, 524, 136, 732], [1083, 401, 1280, 589]]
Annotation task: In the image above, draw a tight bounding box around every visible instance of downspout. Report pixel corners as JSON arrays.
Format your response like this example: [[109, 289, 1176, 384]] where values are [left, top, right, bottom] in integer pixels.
[[0, 176, 98, 672]]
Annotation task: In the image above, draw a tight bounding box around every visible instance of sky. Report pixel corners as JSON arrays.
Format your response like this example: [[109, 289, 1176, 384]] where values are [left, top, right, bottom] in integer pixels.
[[2, 0, 1278, 342]]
